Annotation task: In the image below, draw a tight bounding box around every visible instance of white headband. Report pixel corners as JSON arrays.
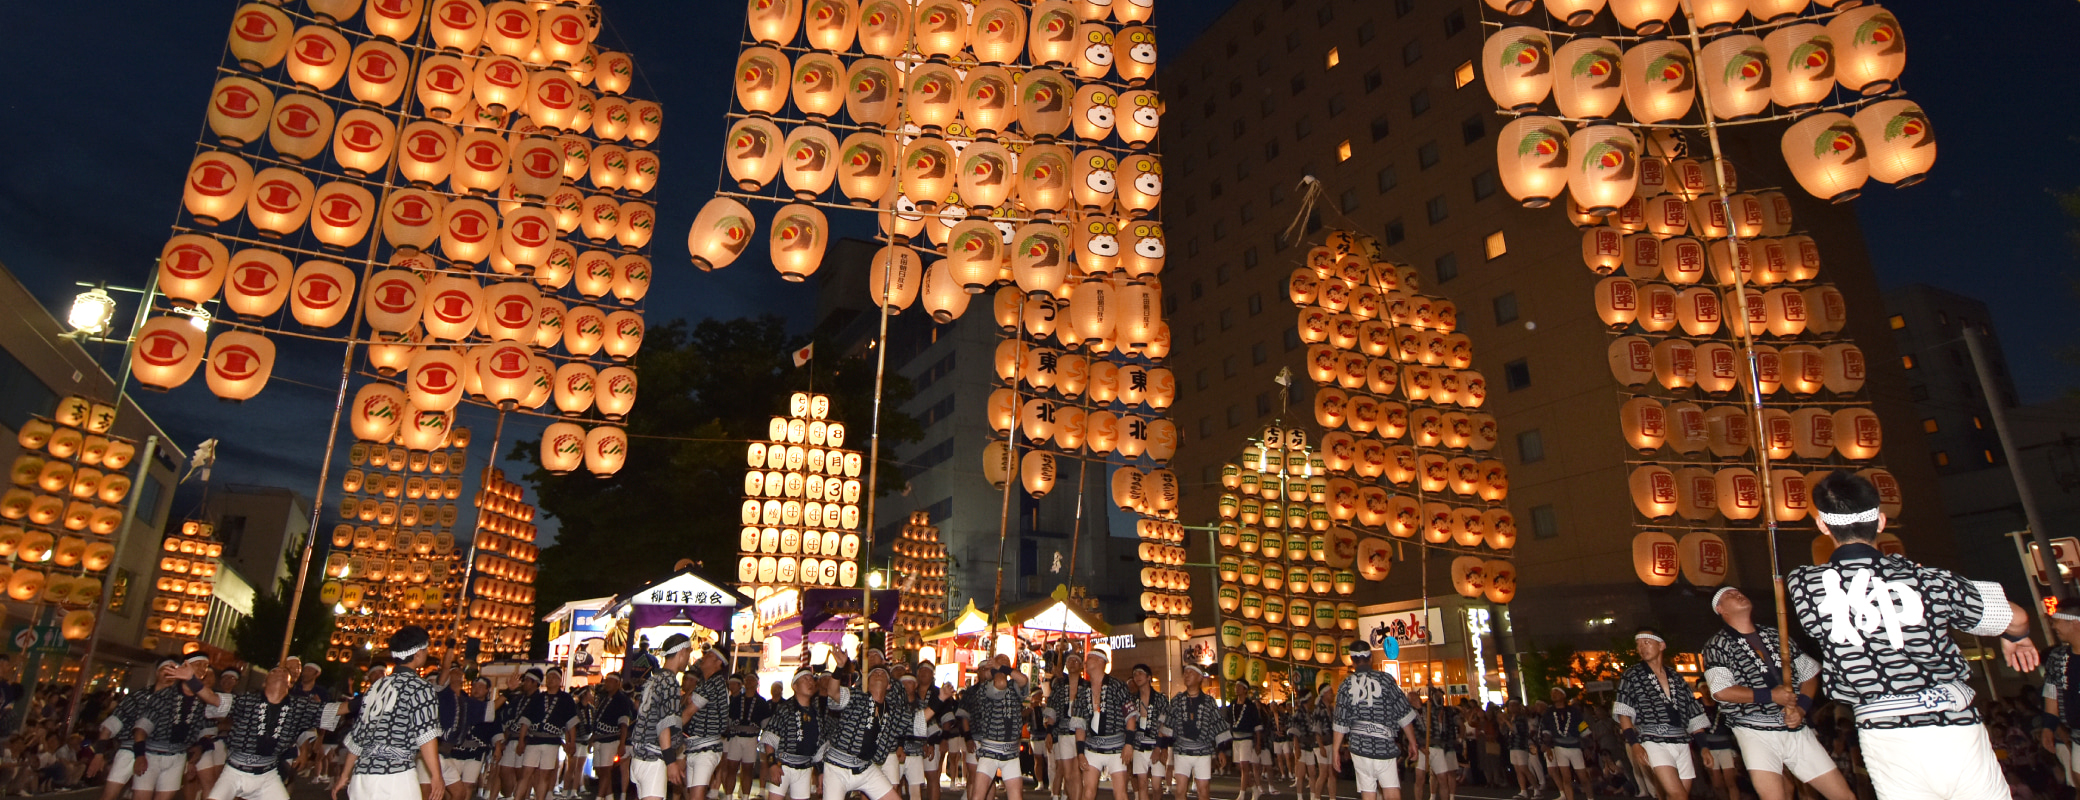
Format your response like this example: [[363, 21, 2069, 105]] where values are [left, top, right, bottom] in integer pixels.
[[1710, 587, 1739, 614], [1816, 508, 1881, 527], [1634, 632, 1665, 645], [392, 644, 427, 659], [2054, 612, 2080, 622], [660, 640, 692, 656]]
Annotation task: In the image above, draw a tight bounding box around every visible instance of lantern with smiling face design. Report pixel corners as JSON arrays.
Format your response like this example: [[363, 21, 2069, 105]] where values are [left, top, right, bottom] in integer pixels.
[[1073, 216, 1121, 275], [1072, 84, 1116, 143], [1114, 26, 1158, 84], [1121, 221, 1166, 280], [1070, 150, 1117, 212], [1116, 90, 1159, 150], [1071, 23, 1114, 80]]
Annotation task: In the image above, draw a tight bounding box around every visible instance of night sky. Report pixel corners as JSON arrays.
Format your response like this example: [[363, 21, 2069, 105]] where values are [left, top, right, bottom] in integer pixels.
[[0, 0, 2073, 541]]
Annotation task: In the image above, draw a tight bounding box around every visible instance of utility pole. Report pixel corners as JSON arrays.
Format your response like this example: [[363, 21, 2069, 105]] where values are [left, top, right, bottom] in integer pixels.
[[1964, 325, 2066, 604]]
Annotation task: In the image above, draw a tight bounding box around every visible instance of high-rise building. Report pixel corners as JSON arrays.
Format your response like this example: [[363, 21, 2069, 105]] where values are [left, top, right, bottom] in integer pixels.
[[1882, 284, 2080, 591], [1156, 0, 1956, 660]]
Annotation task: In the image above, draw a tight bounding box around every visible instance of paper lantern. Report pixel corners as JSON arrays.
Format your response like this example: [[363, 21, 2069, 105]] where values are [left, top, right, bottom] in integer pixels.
[[1583, 226, 1622, 274], [1483, 27, 1553, 112], [1700, 34, 1771, 121], [1568, 125, 1639, 215], [347, 40, 408, 107], [1821, 343, 1866, 394], [1017, 69, 1076, 142], [596, 367, 636, 419], [1019, 450, 1058, 498], [426, 0, 484, 51], [1630, 465, 1679, 518], [1497, 116, 1570, 208], [130, 316, 207, 391], [686, 197, 755, 272], [920, 262, 970, 323], [1789, 407, 1835, 460], [409, 56, 471, 121], [1768, 469, 1811, 522], [1554, 37, 1624, 120], [1679, 531, 1730, 587], [1763, 23, 1834, 111], [182, 150, 254, 227], [1593, 277, 1640, 329], [602, 311, 644, 362], [155, 234, 231, 309], [1828, 5, 1905, 96], [1445, 556, 1485, 599], [1632, 530, 1680, 586], [245, 167, 315, 237], [218, 248, 290, 320], [208, 75, 274, 146], [1834, 408, 1882, 459], [1853, 99, 1936, 186], [581, 425, 627, 477], [833, 132, 894, 206], [451, 129, 509, 196], [767, 203, 829, 282], [1622, 40, 1695, 124], [745, 0, 803, 45], [898, 137, 956, 212], [305, 181, 375, 251], [1608, 0, 1677, 33], [1782, 113, 1867, 202], [419, 275, 481, 341], [1620, 397, 1668, 453], [733, 46, 789, 117], [803, 0, 857, 51], [226, 2, 292, 71]]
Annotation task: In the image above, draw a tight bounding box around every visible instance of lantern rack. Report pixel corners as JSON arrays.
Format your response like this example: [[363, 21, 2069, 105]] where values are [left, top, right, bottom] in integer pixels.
[[1476, 4, 1853, 39], [717, 109, 1171, 159]]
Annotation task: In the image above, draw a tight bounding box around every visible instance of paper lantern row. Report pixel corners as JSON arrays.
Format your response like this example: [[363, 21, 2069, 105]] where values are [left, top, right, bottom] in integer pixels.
[[743, 0, 1154, 63], [21, 398, 121, 435], [1584, 232, 1833, 299], [1628, 465, 1900, 523], [1299, 246, 1428, 293], [322, 552, 451, 582], [1629, 530, 1733, 587], [352, 268, 646, 356], [1611, 398, 1881, 461], [1308, 359, 1488, 416], [739, 527, 862, 559], [466, 597, 534, 624], [330, 525, 459, 554], [1450, 556, 1520, 603], [343, 470, 464, 500], [1594, 280, 1848, 342], [1137, 589, 1192, 616], [14, 425, 135, 472], [736, 555, 862, 588], [1485, 8, 1908, 121], [472, 529, 536, 561], [993, 342, 1173, 407], [759, 421, 849, 451], [1220, 638, 1353, 672], [1219, 596, 1364, 628], [0, 491, 132, 536], [350, 441, 470, 472], [339, 496, 461, 528], [0, 527, 119, 570], [231, 0, 619, 81], [1133, 517, 1187, 543], [1293, 289, 1459, 340], [738, 497, 864, 531], [1299, 322, 1481, 388], [892, 557, 947, 580], [743, 471, 865, 504], [986, 400, 1176, 463], [9, 456, 136, 507], [1313, 387, 1490, 441], [1609, 337, 1865, 396]]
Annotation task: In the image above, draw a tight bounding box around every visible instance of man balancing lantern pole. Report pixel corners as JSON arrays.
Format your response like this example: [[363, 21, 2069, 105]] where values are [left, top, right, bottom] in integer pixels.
[[1702, 587, 1854, 800], [1785, 470, 2040, 800]]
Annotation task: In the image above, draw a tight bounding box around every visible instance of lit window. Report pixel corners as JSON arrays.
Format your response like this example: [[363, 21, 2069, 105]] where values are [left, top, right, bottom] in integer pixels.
[[1922, 418, 1939, 433], [1326, 47, 1340, 69], [1985, 450, 1997, 463], [1888, 314, 1906, 329], [1336, 140, 1353, 161], [1484, 231, 1507, 260], [1901, 355, 1915, 369], [1933, 451, 1950, 466], [1973, 416, 1985, 430], [1454, 61, 1476, 88]]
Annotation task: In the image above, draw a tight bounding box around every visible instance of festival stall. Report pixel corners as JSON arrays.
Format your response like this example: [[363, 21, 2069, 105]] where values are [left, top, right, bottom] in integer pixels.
[[542, 596, 615, 686], [739, 586, 898, 696], [599, 566, 752, 662]]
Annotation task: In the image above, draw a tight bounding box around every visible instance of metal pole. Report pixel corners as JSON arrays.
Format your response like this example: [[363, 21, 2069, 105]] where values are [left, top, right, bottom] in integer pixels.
[[2007, 531, 2056, 642], [1968, 325, 2065, 606], [66, 433, 159, 731]]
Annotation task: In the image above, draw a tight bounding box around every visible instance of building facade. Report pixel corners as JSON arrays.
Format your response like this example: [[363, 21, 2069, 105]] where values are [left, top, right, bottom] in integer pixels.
[[1156, 0, 1956, 660], [201, 483, 311, 593]]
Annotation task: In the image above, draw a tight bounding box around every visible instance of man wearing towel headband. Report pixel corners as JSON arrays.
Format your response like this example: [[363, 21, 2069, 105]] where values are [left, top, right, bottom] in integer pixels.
[[2039, 610, 2080, 789], [1613, 627, 1706, 800], [335, 626, 444, 800], [1329, 639, 1415, 800], [1701, 588, 1853, 800], [630, 635, 694, 800], [1786, 470, 2037, 800]]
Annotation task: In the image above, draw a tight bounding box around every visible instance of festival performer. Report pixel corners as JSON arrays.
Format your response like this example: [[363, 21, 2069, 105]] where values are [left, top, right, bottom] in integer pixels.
[[1702, 587, 1854, 800], [1286, 694, 1316, 800], [684, 646, 735, 800], [588, 674, 635, 800], [1417, 689, 1461, 800], [722, 675, 770, 800], [1070, 650, 1138, 800], [630, 636, 693, 800], [1786, 471, 2038, 800], [1226, 684, 1264, 800], [1538, 689, 1592, 800], [512, 668, 580, 800], [1045, 652, 1085, 800], [1165, 664, 1229, 800], [758, 668, 827, 800], [98, 663, 166, 800], [134, 653, 226, 800], [492, 673, 532, 799], [1329, 640, 1417, 800], [1125, 664, 1169, 800], [1613, 628, 1706, 800], [195, 668, 242, 798], [1500, 700, 1544, 800], [206, 663, 333, 800], [438, 675, 499, 800], [334, 626, 445, 800], [820, 664, 913, 800], [2042, 610, 2080, 788], [898, 672, 941, 800], [1308, 690, 1335, 800]]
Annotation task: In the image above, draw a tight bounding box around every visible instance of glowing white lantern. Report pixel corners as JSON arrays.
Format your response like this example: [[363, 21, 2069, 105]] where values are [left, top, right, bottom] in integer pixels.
[[1482, 27, 1553, 113]]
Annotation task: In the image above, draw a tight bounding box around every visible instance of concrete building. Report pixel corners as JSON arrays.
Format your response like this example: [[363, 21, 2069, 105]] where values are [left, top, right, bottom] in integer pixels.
[[201, 483, 311, 593], [1883, 284, 2080, 595], [1155, 0, 1956, 668], [0, 263, 188, 687], [814, 240, 1139, 625]]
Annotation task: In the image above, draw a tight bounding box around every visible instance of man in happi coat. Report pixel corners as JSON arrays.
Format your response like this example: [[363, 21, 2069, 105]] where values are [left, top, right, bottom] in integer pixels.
[[683, 646, 735, 800], [819, 664, 914, 800], [335, 626, 445, 800], [1166, 663, 1230, 800], [1613, 627, 1707, 800], [1786, 471, 2038, 800], [1702, 587, 1853, 800], [1125, 664, 1169, 800], [2040, 610, 2080, 788], [961, 653, 1030, 800], [1538, 688, 1593, 800], [208, 663, 335, 800], [1329, 640, 1416, 800], [759, 669, 828, 800], [629, 636, 694, 800], [134, 653, 227, 800], [1069, 651, 1138, 800]]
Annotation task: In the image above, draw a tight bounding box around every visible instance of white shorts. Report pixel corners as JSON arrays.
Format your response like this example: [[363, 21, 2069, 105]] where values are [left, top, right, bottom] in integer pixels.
[[902, 754, 928, 785], [348, 769, 420, 800], [1425, 747, 1458, 775], [1300, 749, 1318, 767], [823, 764, 896, 800], [945, 738, 967, 753], [2060, 742, 2076, 779], [976, 756, 1020, 781], [632, 757, 669, 800], [196, 741, 226, 770], [1857, 723, 2006, 800], [1706, 747, 1739, 772], [965, 748, 978, 765], [1730, 727, 1833, 782], [1257, 748, 1270, 766], [1549, 746, 1586, 770], [592, 742, 622, 770], [1131, 749, 1167, 777], [1510, 749, 1535, 768], [1273, 741, 1291, 756], [1173, 753, 1212, 781], [1051, 738, 1077, 761], [1353, 754, 1400, 794], [1085, 749, 1127, 776], [524, 743, 563, 770], [133, 752, 188, 792], [208, 766, 290, 800], [1640, 741, 1694, 781], [443, 755, 485, 785], [1232, 739, 1257, 763], [106, 750, 134, 785], [774, 764, 815, 800], [880, 754, 899, 784], [499, 742, 523, 769], [686, 749, 724, 788], [727, 736, 760, 763]]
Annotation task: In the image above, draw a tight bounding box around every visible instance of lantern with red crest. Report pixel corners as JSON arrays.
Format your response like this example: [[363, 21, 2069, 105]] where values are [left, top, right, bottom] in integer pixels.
[[478, 282, 539, 342], [408, 348, 467, 412], [222, 248, 292, 319], [420, 275, 481, 341], [330, 110, 395, 178], [476, 340, 535, 410], [498, 206, 557, 273], [451, 130, 509, 195], [428, 0, 485, 51], [245, 168, 315, 238], [415, 56, 472, 120], [183, 152, 253, 227], [204, 331, 276, 402], [347, 40, 408, 107], [309, 182, 375, 250], [208, 76, 274, 146], [130, 317, 208, 392], [156, 235, 230, 309], [441, 198, 498, 263], [291, 261, 355, 328]]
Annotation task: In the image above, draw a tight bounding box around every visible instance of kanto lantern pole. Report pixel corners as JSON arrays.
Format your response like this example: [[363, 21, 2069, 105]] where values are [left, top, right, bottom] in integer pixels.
[[987, 302, 1026, 641], [1680, 0, 1794, 687], [67, 435, 158, 732], [862, 256, 895, 644], [1967, 327, 2067, 605]]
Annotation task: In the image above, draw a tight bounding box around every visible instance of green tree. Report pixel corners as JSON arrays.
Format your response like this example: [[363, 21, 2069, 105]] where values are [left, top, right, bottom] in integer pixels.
[[229, 535, 335, 669], [513, 317, 923, 656]]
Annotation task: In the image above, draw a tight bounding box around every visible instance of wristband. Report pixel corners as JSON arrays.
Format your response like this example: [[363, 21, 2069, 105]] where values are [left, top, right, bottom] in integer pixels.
[[2002, 631, 2031, 643], [1750, 688, 1770, 706], [1076, 740, 1086, 754], [1621, 729, 1639, 745], [1794, 694, 1813, 712]]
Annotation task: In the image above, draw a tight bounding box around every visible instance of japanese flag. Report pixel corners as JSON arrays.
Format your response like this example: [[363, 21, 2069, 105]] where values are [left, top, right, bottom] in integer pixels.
[[791, 343, 814, 367]]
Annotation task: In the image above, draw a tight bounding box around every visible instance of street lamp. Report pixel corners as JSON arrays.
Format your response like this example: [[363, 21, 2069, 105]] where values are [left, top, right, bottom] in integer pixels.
[[867, 570, 886, 589], [67, 288, 116, 336]]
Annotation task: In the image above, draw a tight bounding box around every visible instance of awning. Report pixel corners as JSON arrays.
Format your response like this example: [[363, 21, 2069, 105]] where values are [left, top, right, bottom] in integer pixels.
[[798, 588, 898, 645], [920, 600, 994, 642], [602, 565, 753, 634], [956, 585, 1110, 637]]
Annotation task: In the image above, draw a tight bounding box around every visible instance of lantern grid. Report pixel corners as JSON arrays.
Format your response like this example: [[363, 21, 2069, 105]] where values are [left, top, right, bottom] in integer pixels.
[[0, 397, 140, 654]]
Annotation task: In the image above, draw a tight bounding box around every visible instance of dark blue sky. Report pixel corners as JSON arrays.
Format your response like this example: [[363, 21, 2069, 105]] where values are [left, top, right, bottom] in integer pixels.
[[0, 0, 2073, 520]]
